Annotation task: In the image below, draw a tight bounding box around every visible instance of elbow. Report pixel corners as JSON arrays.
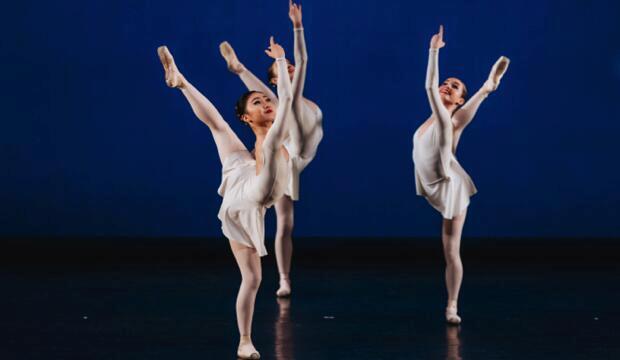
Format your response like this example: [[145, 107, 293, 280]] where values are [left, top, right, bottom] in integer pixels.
[[294, 55, 308, 66], [279, 91, 293, 105]]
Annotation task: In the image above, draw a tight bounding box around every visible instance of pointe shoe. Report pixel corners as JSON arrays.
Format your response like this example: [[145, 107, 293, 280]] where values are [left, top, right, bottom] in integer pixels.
[[219, 41, 245, 74], [276, 278, 291, 298], [485, 55, 510, 91], [157, 45, 185, 89], [237, 344, 260, 359], [445, 306, 462, 325]]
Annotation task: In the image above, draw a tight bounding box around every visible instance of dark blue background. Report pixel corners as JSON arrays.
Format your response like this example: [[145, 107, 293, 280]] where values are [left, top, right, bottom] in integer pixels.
[[2, 0, 619, 238]]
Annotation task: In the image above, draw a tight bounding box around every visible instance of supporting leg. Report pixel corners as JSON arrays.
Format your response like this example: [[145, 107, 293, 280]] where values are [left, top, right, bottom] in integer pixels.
[[442, 209, 467, 324], [274, 196, 294, 297], [229, 240, 263, 359]]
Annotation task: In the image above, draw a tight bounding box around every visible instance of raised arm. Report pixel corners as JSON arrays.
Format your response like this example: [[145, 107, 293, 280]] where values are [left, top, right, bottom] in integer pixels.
[[263, 37, 293, 151], [425, 26, 453, 179], [452, 56, 510, 130], [425, 26, 453, 133], [289, 1, 307, 101], [219, 41, 279, 105]]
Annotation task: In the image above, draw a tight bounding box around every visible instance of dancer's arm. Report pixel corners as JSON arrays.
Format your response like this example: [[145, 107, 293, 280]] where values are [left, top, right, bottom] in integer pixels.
[[425, 26, 453, 139], [289, 1, 307, 102], [425, 26, 452, 178], [263, 38, 293, 151], [284, 0, 307, 157]]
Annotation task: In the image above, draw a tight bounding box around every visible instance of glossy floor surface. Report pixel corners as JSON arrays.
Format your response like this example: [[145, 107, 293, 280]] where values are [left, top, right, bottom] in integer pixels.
[[2, 258, 618, 359]]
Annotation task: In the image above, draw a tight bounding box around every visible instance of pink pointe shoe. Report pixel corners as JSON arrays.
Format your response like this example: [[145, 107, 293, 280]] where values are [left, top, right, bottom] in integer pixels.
[[157, 45, 186, 89], [445, 306, 462, 325], [485, 55, 510, 91]]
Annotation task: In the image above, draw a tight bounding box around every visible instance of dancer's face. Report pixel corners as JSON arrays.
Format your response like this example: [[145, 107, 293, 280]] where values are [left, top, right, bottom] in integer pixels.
[[241, 92, 276, 126], [269, 59, 295, 86], [439, 78, 466, 107]]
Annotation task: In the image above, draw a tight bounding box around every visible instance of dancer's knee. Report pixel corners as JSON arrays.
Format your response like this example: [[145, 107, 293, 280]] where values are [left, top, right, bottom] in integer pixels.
[[241, 272, 262, 291], [444, 248, 461, 265], [277, 215, 294, 236]]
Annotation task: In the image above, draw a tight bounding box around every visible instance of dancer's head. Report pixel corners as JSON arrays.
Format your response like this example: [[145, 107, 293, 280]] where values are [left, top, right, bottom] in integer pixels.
[[235, 91, 276, 128], [267, 59, 295, 86], [439, 77, 468, 114]]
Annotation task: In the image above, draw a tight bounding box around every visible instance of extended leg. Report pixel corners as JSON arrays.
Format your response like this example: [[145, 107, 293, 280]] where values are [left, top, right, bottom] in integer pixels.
[[158, 46, 247, 164]]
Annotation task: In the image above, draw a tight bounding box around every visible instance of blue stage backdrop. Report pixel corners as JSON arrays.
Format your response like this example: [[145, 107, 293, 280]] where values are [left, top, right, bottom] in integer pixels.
[[2, 0, 619, 238]]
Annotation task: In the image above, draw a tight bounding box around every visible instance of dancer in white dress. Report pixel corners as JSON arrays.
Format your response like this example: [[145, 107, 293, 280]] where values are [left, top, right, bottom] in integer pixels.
[[219, 1, 323, 298], [413, 25, 510, 324], [158, 37, 293, 359]]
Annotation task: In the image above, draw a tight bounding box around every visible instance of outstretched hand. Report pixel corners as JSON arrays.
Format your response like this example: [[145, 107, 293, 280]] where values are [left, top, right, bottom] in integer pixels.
[[265, 36, 285, 59], [289, 0, 302, 28], [430, 25, 446, 50]]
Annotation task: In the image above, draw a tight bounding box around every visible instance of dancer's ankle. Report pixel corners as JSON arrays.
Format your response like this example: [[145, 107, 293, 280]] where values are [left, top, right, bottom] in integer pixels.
[[240, 334, 252, 342]]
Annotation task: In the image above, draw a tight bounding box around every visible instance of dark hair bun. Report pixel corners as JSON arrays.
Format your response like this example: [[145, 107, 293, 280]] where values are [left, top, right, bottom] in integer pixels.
[[235, 91, 261, 120]]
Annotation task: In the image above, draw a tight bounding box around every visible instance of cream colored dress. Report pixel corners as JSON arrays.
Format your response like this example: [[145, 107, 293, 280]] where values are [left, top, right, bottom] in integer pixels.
[[211, 57, 293, 257], [217, 149, 289, 257], [413, 121, 477, 219], [413, 48, 493, 219]]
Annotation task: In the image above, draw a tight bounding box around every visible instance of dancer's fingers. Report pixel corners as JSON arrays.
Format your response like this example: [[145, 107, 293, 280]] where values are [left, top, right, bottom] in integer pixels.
[[439, 25, 444, 38]]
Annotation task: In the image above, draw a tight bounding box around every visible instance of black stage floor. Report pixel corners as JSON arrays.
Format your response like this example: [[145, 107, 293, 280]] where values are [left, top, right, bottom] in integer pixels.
[[1, 238, 619, 359]]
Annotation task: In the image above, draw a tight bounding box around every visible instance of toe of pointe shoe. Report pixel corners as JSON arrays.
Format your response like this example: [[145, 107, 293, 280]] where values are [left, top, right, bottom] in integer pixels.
[[219, 41, 233, 56], [445, 308, 462, 325], [491, 56, 510, 83], [157, 46, 172, 64], [237, 351, 260, 359], [446, 316, 462, 325]]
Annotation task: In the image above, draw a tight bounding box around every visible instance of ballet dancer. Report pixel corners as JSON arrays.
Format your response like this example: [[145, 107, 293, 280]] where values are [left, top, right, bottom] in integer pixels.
[[219, 0, 323, 298], [158, 36, 293, 359], [413, 25, 509, 324]]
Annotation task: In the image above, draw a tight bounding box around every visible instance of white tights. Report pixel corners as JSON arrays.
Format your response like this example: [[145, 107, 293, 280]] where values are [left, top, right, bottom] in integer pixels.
[[442, 209, 467, 309]]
